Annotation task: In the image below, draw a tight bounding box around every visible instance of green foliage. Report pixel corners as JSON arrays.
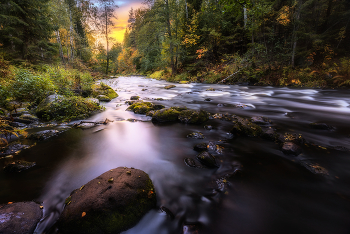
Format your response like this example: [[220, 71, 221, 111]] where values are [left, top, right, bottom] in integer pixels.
[[35, 96, 101, 121], [11, 68, 55, 103]]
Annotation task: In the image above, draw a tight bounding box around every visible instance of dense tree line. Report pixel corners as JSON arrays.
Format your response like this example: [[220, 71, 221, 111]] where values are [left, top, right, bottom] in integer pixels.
[[121, 0, 350, 84], [1, 0, 349, 84]]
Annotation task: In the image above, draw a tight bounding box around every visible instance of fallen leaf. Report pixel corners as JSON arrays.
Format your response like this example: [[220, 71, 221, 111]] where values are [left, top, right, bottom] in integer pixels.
[[8, 202, 13, 204], [82, 212, 86, 217]]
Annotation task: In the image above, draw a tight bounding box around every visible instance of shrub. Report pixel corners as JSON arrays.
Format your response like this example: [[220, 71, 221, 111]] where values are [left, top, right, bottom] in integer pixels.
[[11, 68, 55, 103]]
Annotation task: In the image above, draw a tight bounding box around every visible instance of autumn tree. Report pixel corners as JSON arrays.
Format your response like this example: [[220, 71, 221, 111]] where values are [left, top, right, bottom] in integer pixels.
[[96, 0, 118, 74]]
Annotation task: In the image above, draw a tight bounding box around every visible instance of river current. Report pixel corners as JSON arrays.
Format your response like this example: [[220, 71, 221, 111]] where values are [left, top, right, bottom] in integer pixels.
[[1, 76, 350, 234]]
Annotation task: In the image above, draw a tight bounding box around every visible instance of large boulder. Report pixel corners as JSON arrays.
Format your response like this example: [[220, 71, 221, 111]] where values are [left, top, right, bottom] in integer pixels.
[[0, 202, 43, 234], [152, 107, 209, 124], [35, 96, 101, 121], [57, 167, 157, 234], [231, 117, 262, 137], [126, 101, 164, 115], [92, 83, 118, 102]]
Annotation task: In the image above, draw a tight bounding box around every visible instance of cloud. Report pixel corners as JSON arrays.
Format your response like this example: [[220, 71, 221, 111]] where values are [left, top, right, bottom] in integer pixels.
[[113, 26, 126, 30]]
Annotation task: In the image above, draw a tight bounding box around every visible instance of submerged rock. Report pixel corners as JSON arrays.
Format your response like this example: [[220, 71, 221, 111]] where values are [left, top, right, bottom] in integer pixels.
[[193, 143, 208, 152], [3, 160, 36, 172], [187, 132, 204, 139], [184, 158, 197, 168], [251, 116, 271, 125], [231, 117, 262, 137], [57, 167, 156, 234], [196, 151, 219, 168], [204, 125, 212, 130], [0, 143, 30, 157], [309, 123, 333, 130], [261, 128, 278, 141], [164, 85, 176, 89], [28, 130, 60, 141], [281, 142, 302, 156], [0, 202, 43, 234], [278, 132, 305, 145]]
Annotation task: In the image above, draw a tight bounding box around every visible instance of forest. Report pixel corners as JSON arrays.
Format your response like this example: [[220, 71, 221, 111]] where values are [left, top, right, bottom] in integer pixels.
[[0, 0, 349, 87], [1, 1, 350, 234]]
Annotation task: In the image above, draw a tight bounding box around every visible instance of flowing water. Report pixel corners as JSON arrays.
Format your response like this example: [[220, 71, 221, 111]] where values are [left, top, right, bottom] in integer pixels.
[[1, 76, 350, 234]]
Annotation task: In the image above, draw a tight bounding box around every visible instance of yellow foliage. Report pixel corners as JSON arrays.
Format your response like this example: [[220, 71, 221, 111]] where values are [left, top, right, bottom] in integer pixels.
[[277, 6, 292, 26]]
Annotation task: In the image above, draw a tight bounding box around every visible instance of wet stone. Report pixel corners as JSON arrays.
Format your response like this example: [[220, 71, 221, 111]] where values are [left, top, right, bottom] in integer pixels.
[[309, 123, 333, 130], [204, 98, 212, 102], [183, 224, 200, 234], [165, 85, 176, 89], [281, 142, 302, 156], [261, 128, 278, 141], [251, 116, 271, 125], [0, 202, 43, 234], [0, 143, 30, 157], [3, 160, 36, 173], [196, 151, 219, 168], [28, 130, 60, 141], [193, 143, 208, 152], [278, 133, 305, 145], [130, 96, 140, 100], [184, 158, 197, 168], [57, 167, 156, 234], [187, 132, 204, 139], [204, 125, 212, 130]]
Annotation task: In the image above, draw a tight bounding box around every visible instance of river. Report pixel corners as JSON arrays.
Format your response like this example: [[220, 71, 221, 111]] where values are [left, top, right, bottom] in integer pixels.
[[1, 76, 350, 234]]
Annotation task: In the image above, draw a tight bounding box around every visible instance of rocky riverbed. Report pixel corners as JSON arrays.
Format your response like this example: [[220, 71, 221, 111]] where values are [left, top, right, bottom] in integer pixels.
[[1, 76, 350, 234]]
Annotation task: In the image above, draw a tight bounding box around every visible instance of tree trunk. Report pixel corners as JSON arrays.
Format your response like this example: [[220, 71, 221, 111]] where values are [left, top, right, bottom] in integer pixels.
[[105, 5, 109, 75], [56, 30, 64, 63], [291, 1, 302, 68], [244, 6, 247, 29], [69, 10, 74, 63], [165, 0, 175, 75]]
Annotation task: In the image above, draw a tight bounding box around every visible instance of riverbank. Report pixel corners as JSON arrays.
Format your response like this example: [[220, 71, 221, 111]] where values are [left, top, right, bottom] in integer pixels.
[[145, 57, 350, 89]]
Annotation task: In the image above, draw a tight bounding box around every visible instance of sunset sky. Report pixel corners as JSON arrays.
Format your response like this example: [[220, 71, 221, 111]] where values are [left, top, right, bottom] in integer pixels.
[[110, 0, 144, 43]]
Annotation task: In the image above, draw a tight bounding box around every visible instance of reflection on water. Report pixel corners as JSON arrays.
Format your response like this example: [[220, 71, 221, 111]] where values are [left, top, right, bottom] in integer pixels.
[[1, 76, 350, 234]]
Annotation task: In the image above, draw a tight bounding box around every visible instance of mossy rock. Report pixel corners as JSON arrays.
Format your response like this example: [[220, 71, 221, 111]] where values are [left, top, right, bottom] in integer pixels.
[[178, 109, 209, 124], [57, 167, 156, 234], [130, 96, 140, 100], [92, 83, 118, 101], [164, 85, 176, 89], [231, 117, 262, 137], [179, 81, 190, 84], [35, 96, 102, 121], [151, 108, 181, 123], [152, 107, 209, 124], [96, 95, 111, 102], [126, 101, 165, 115]]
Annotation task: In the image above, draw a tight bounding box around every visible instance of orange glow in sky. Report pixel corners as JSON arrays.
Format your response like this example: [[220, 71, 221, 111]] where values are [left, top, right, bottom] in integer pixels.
[[111, 1, 144, 44]]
